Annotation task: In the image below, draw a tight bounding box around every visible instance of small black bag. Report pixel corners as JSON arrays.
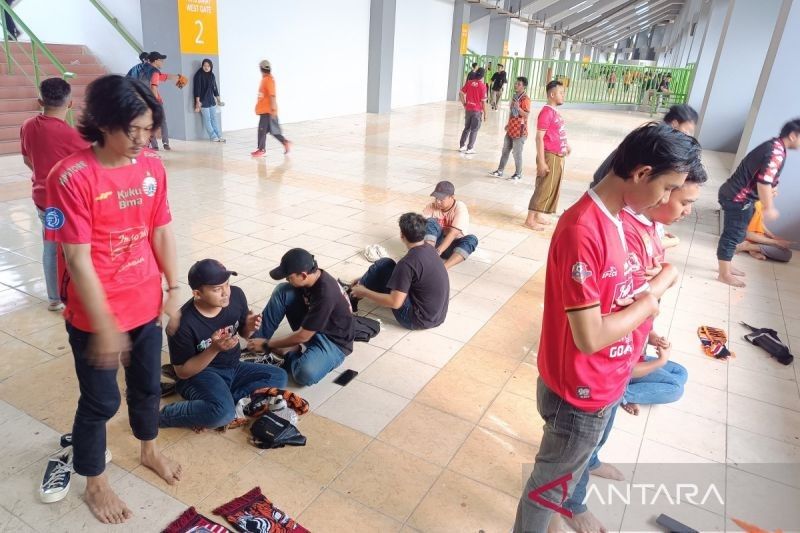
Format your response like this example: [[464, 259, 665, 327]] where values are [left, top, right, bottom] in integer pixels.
[[741, 322, 794, 366], [249, 412, 307, 449], [354, 315, 381, 343]]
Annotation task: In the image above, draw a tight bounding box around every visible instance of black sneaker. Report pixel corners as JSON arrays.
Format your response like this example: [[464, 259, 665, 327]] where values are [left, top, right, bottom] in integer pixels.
[[40, 449, 72, 503], [163, 144, 171, 151], [161, 364, 178, 381], [160, 381, 177, 397], [508, 174, 522, 182], [58, 434, 113, 463], [241, 351, 285, 367]]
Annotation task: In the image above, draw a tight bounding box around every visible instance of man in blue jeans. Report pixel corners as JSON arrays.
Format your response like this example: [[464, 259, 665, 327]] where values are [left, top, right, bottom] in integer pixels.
[[422, 181, 479, 270], [350, 213, 449, 330], [247, 248, 355, 386], [159, 259, 287, 429]]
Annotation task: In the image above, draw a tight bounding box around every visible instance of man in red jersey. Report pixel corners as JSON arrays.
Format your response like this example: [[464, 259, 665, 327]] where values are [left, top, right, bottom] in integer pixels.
[[458, 68, 487, 154], [513, 123, 701, 533], [45, 75, 182, 525]]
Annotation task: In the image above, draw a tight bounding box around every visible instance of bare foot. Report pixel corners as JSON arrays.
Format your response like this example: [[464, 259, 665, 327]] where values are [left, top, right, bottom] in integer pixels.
[[622, 403, 640, 416], [141, 450, 182, 485], [85, 476, 133, 524], [523, 222, 547, 231], [563, 509, 608, 533], [748, 250, 767, 261], [547, 512, 568, 533], [591, 462, 625, 481], [717, 273, 746, 288], [534, 216, 552, 226], [730, 265, 746, 276]]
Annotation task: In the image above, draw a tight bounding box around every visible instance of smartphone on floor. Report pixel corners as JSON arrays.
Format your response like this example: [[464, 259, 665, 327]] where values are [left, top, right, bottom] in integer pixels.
[[334, 369, 358, 386]]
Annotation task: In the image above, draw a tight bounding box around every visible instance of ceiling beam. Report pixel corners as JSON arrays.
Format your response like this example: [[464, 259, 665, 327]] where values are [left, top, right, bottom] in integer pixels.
[[558, 0, 638, 30], [547, 0, 602, 25], [593, 9, 679, 46], [568, 0, 642, 34], [577, 0, 678, 41]]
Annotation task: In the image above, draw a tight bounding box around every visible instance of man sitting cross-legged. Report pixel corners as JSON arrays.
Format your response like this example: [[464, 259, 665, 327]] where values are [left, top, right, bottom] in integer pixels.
[[159, 259, 287, 430], [247, 248, 355, 386], [350, 212, 449, 330], [422, 180, 479, 270]]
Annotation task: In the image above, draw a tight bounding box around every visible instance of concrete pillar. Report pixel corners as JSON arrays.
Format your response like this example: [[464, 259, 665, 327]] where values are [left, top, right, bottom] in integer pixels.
[[447, 0, 470, 101], [140, 0, 220, 141], [734, 0, 800, 244], [525, 26, 546, 58], [686, 3, 711, 64], [559, 38, 572, 60], [696, 0, 782, 151], [366, 0, 396, 113], [487, 13, 510, 56], [687, 0, 729, 111], [543, 31, 556, 59]]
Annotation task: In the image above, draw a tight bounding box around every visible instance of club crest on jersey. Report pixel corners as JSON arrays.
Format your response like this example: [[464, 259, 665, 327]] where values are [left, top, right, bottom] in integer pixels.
[[626, 252, 641, 273], [612, 278, 634, 303], [142, 174, 157, 197], [571, 262, 593, 284], [44, 207, 65, 230], [601, 266, 618, 279]]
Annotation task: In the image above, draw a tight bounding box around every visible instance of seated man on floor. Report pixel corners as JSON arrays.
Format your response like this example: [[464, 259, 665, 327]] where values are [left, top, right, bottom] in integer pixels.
[[159, 259, 288, 430], [735, 195, 793, 263], [422, 180, 479, 269], [247, 248, 355, 386], [350, 212, 449, 330]]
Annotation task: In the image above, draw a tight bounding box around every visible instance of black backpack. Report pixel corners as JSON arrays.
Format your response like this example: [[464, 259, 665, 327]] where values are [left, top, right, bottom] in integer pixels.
[[354, 315, 381, 343], [741, 322, 794, 365]]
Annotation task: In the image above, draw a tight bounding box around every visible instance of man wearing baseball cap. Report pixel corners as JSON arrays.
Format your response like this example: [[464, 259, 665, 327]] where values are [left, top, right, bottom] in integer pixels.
[[159, 259, 287, 429], [247, 249, 354, 386], [422, 180, 479, 269], [147, 51, 180, 151], [251, 59, 291, 158]]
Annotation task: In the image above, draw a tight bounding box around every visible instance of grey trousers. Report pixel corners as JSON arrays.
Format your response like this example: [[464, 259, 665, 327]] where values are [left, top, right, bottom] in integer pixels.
[[149, 109, 169, 148], [498, 134, 526, 175], [459, 110, 482, 150]]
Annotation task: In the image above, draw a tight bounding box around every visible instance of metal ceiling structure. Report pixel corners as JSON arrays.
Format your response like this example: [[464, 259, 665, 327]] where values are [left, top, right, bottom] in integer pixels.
[[467, 0, 686, 49]]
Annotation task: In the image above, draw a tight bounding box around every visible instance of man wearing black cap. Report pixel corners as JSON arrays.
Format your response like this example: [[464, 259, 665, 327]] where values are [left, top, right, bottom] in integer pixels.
[[350, 213, 449, 330], [147, 52, 179, 150], [423, 180, 478, 269], [159, 259, 287, 429], [247, 249, 354, 386]]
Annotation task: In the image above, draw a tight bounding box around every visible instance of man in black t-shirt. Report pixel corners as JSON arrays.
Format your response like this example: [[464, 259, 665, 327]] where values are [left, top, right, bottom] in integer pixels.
[[489, 64, 507, 110], [159, 259, 287, 430], [247, 248, 355, 386], [351, 213, 449, 330]]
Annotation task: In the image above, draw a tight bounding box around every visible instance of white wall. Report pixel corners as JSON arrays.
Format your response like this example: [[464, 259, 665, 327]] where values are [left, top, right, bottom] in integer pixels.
[[14, 0, 143, 74], [507, 20, 526, 57], [218, 0, 370, 130], [532, 28, 546, 58], [391, 0, 454, 109], [468, 14, 489, 55]]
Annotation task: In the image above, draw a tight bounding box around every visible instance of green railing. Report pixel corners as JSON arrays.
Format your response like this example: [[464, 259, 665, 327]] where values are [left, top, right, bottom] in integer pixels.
[[88, 0, 143, 54], [0, 1, 76, 123], [464, 53, 695, 113]]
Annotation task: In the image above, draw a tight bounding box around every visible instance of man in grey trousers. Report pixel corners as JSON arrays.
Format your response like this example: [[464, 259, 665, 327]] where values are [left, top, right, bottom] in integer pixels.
[[458, 68, 487, 154]]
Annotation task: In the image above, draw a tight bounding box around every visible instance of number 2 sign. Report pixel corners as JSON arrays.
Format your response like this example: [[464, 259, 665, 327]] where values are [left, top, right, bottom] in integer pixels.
[[178, 0, 218, 54]]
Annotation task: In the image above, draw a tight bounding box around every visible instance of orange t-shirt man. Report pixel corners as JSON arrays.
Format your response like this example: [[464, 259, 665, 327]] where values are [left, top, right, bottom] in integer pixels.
[[255, 75, 276, 115]]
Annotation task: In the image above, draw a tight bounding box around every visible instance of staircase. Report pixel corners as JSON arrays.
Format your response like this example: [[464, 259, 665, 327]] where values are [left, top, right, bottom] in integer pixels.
[[0, 43, 108, 155]]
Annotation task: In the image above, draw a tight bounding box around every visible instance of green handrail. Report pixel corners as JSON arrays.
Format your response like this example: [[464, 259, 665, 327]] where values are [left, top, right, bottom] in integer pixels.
[[87, 0, 143, 54]]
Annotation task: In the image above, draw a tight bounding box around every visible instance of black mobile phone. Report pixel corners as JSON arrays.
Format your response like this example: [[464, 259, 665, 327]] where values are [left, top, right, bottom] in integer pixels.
[[334, 369, 358, 386]]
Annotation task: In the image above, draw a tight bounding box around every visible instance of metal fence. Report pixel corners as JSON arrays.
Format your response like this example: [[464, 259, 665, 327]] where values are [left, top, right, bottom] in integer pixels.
[[464, 54, 695, 110]]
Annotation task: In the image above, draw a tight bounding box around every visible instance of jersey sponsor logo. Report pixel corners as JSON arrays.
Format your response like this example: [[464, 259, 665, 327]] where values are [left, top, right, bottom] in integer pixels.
[[95, 191, 112, 202], [601, 266, 618, 279], [142, 174, 157, 197], [612, 278, 634, 303], [576, 386, 591, 399], [57, 161, 88, 187], [44, 207, 65, 230], [196, 321, 240, 352], [609, 332, 634, 358], [117, 187, 144, 210], [571, 262, 593, 284], [110, 226, 149, 258]]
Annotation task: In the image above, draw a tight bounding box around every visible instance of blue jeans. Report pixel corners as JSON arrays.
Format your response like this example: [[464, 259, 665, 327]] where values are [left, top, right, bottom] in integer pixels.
[[623, 359, 687, 405], [716, 198, 753, 261], [159, 362, 287, 429], [37, 208, 59, 303], [514, 378, 618, 532], [424, 218, 479, 260], [255, 283, 346, 386], [358, 258, 416, 330], [563, 405, 618, 514], [200, 105, 222, 140]]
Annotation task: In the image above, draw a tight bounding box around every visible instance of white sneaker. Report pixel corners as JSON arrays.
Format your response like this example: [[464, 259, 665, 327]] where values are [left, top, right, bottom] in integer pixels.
[[465, 148, 476, 154], [508, 174, 522, 182], [48, 301, 65, 312], [40, 449, 72, 503], [363, 244, 389, 263], [458, 146, 467, 152], [489, 170, 503, 178]]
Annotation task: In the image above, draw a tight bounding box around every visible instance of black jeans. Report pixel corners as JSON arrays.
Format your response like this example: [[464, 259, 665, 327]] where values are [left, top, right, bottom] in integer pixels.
[[716, 198, 754, 261], [67, 319, 162, 476], [257, 113, 287, 150], [459, 110, 482, 150]]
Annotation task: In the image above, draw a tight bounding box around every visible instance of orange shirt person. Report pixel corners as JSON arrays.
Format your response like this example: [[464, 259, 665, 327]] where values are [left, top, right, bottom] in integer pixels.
[[735, 198, 793, 262], [251, 59, 291, 158]]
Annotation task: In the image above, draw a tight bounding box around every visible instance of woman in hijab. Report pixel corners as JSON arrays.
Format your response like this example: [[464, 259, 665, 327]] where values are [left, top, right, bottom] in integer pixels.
[[193, 58, 225, 142]]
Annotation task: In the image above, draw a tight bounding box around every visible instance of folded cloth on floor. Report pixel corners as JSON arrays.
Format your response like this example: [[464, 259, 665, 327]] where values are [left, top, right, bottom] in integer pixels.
[[741, 322, 794, 366], [363, 244, 389, 263], [213, 486, 309, 533], [697, 325, 735, 360], [245, 388, 310, 418], [354, 315, 381, 342], [163, 506, 231, 533]]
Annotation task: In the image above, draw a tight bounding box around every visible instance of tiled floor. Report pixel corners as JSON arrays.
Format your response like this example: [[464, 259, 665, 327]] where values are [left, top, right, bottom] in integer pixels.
[[0, 102, 799, 532]]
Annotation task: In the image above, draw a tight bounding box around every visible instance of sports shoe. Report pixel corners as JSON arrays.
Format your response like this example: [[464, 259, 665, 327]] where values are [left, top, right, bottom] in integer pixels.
[[282, 140, 292, 154], [465, 148, 476, 154], [40, 449, 72, 503], [240, 351, 285, 367], [458, 145, 467, 152], [59, 433, 113, 463], [489, 170, 503, 178], [251, 149, 266, 158], [508, 174, 522, 181], [363, 244, 389, 263], [48, 301, 65, 312], [163, 144, 171, 151], [161, 363, 178, 381]]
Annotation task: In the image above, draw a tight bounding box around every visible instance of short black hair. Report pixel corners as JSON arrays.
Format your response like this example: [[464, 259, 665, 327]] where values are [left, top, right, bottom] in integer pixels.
[[467, 71, 479, 81], [471, 62, 478, 69], [516, 76, 528, 87], [497, 64, 504, 69], [39, 78, 72, 108], [77, 75, 164, 146], [138, 51, 148, 62], [685, 158, 708, 184], [475, 67, 485, 79], [663, 104, 698, 125], [611, 122, 701, 181], [779, 118, 800, 138], [546, 80, 563, 93], [398, 213, 427, 243]]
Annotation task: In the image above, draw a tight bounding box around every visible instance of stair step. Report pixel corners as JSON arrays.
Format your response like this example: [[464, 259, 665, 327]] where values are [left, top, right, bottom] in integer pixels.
[[0, 84, 88, 99], [0, 111, 38, 126], [0, 139, 21, 155], [8, 42, 87, 55], [2, 63, 107, 76], [0, 51, 101, 66], [0, 125, 22, 141], [0, 73, 94, 87]]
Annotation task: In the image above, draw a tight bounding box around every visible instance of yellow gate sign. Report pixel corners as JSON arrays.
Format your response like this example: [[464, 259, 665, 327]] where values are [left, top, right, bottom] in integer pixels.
[[178, 0, 218, 55], [460, 23, 469, 55]]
